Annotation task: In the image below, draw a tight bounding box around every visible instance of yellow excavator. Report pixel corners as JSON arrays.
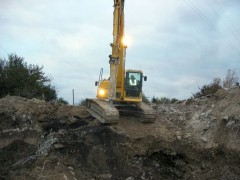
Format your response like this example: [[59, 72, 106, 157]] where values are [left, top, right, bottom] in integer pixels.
[[86, 0, 156, 123]]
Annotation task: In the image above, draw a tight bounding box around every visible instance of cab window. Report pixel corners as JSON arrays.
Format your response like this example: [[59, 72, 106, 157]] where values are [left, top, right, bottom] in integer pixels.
[[125, 72, 142, 97]]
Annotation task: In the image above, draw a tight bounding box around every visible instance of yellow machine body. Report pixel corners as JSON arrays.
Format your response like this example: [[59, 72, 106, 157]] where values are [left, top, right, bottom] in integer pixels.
[[96, 70, 143, 103], [87, 0, 156, 124], [96, 0, 145, 104]]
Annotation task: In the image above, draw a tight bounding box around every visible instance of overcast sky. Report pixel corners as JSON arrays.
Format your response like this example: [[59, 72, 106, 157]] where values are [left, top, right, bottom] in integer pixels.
[[0, 0, 239, 103]]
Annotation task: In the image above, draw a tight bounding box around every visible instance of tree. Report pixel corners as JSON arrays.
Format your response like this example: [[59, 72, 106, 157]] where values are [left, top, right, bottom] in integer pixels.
[[0, 54, 57, 101], [57, 97, 69, 105], [223, 69, 239, 89], [151, 96, 177, 104], [79, 98, 87, 106], [142, 93, 150, 104], [0, 59, 7, 96]]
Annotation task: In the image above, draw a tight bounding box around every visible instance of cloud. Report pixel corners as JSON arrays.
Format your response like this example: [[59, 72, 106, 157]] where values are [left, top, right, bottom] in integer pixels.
[[0, 0, 239, 103]]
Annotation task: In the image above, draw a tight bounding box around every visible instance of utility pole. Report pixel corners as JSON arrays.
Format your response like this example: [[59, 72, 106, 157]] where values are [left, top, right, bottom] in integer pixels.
[[72, 89, 74, 105]]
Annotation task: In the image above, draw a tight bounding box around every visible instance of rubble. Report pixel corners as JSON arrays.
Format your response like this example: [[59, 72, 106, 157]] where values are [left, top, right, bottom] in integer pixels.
[[0, 88, 240, 179]]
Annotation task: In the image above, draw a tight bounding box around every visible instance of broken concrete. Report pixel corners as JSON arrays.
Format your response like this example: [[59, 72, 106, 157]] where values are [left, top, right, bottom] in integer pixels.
[[0, 88, 240, 179]]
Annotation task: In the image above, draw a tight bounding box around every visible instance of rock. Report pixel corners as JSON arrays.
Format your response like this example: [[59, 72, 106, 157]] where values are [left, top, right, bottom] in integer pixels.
[[201, 137, 208, 143], [54, 143, 65, 149], [185, 132, 192, 139], [57, 129, 67, 135], [177, 135, 182, 140], [223, 116, 229, 121], [211, 117, 217, 121], [68, 166, 74, 170], [205, 109, 212, 118], [226, 120, 235, 127], [68, 116, 78, 124], [141, 172, 146, 180], [11, 115, 16, 121]]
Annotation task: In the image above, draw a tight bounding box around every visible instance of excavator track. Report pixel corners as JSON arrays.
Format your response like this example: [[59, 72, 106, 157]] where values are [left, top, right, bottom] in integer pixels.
[[137, 102, 157, 123], [86, 99, 119, 124], [116, 102, 156, 123], [86, 99, 156, 124]]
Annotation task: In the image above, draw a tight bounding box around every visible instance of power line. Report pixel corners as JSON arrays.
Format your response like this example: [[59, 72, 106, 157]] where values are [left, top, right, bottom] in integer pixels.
[[184, 0, 240, 56], [213, 0, 240, 33], [184, 0, 223, 37], [209, 0, 240, 43]]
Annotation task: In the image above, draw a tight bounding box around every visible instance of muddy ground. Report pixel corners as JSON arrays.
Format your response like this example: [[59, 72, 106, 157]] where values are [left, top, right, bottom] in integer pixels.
[[0, 88, 240, 179]]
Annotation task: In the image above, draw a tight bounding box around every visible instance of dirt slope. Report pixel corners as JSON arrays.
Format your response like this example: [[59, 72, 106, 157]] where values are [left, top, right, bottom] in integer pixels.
[[0, 88, 240, 179]]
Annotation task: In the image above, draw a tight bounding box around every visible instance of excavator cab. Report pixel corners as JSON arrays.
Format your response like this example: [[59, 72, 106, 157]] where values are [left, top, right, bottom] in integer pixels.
[[125, 70, 146, 98], [95, 69, 146, 101]]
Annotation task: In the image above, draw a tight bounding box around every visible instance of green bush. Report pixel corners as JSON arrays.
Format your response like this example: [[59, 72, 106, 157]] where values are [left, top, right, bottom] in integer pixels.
[[142, 93, 150, 104], [57, 97, 69, 105], [79, 98, 87, 106], [192, 78, 222, 98], [151, 96, 178, 104], [0, 53, 57, 101]]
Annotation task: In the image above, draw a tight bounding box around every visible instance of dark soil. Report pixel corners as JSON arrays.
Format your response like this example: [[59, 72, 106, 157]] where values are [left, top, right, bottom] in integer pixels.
[[0, 89, 240, 179]]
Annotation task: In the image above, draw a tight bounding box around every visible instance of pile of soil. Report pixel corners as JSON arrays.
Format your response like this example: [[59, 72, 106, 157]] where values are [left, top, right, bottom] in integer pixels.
[[0, 88, 240, 179]]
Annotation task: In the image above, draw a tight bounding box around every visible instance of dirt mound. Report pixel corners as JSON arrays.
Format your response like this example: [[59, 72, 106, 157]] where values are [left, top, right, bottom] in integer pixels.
[[0, 88, 240, 179]]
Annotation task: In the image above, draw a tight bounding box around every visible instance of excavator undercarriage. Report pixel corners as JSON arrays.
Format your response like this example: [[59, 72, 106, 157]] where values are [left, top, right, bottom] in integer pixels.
[[86, 99, 156, 124]]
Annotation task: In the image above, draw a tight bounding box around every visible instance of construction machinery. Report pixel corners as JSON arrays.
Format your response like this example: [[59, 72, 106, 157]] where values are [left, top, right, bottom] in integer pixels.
[[86, 0, 156, 123]]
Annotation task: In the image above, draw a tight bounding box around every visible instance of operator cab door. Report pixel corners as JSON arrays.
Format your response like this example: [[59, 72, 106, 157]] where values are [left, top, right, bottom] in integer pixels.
[[125, 71, 142, 98]]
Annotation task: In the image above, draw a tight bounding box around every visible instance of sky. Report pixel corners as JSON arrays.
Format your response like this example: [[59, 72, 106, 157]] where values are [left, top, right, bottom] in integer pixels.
[[0, 0, 240, 103]]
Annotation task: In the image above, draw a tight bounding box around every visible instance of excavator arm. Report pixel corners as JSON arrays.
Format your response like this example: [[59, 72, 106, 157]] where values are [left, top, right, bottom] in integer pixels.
[[109, 0, 126, 104]]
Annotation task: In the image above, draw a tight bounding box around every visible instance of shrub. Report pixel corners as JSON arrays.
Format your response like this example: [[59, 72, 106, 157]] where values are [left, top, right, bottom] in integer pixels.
[[79, 98, 87, 106], [57, 98, 69, 105], [0, 54, 57, 101], [192, 78, 222, 98], [142, 93, 150, 104], [151, 96, 178, 104], [223, 69, 239, 89]]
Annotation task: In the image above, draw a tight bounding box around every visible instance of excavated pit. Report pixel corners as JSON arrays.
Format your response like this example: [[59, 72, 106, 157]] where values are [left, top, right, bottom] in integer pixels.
[[0, 89, 240, 179]]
